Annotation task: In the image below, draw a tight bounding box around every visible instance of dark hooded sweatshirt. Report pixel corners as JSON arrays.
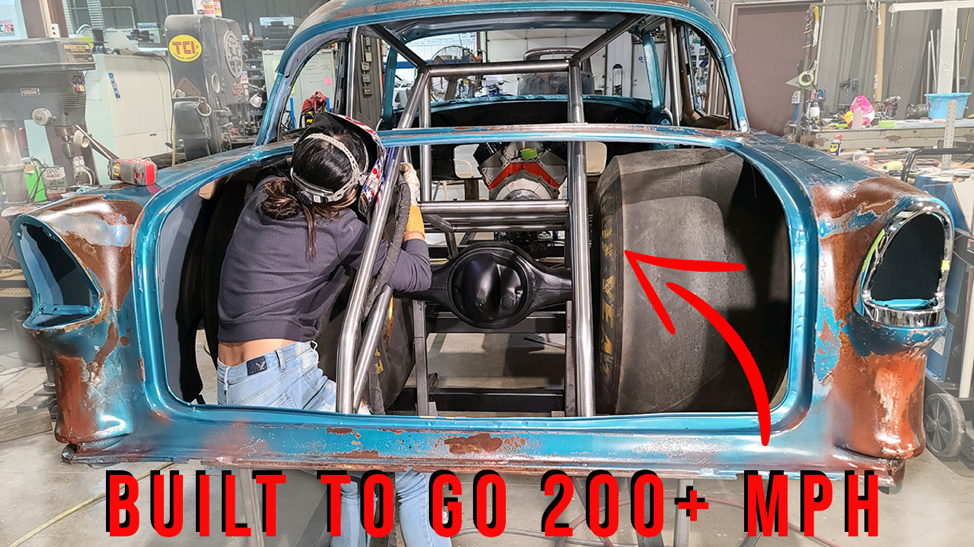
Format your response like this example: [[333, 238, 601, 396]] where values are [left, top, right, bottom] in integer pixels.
[[217, 181, 430, 343]]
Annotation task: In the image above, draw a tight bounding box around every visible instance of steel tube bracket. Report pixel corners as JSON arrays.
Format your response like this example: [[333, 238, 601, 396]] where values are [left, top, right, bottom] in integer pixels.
[[336, 151, 401, 413], [429, 59, 569, 77], [368, 24, 429, 70], [420, 77, 433, 202], [666, 20, 682, 126], [673, 479, 693, 547], [420, 200, 568, 216]]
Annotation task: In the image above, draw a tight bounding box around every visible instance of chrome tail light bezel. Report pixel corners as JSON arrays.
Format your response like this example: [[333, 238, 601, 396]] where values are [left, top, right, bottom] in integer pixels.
[[857, 202, 953, 329]]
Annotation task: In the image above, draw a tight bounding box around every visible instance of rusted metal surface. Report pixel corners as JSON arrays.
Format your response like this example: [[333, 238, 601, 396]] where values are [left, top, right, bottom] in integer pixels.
[[809, 177, 947, 459], [53, 354, 98, 442], [15, 194, 145, 446]]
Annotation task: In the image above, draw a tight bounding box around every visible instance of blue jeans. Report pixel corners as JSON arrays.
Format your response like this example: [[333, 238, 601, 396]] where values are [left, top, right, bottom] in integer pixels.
[[217, 342, 449, 547]]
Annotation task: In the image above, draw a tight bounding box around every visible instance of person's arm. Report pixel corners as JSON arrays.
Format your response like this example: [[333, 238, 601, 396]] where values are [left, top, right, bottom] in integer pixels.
[[386, 236, 431, 292], [340, 213, 432, 293]]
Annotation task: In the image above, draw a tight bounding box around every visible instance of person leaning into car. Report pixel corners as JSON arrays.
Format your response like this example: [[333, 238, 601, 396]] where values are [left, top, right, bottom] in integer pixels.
[[215, 113, 447, 547]]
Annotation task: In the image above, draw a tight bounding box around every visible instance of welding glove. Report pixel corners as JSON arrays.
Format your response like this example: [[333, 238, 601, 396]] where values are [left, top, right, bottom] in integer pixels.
[[405, 203, 425, 238], [400, 162, 421, 205]]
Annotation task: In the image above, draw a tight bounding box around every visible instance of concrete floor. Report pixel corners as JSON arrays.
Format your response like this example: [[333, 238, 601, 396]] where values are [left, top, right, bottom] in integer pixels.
[[2, 324, 974, 546]]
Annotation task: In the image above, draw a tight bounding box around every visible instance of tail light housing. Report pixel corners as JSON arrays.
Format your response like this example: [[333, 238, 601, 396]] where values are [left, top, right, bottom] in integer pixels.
[[857, 203, 953, 328], [17, 222, 98, 329]]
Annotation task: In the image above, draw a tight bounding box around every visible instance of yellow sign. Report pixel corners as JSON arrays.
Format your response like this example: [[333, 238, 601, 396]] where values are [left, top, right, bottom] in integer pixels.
[[168, 35, 201, 62]]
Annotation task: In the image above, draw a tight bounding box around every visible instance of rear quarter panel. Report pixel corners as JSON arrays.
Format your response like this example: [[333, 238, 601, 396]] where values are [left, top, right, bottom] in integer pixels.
[[11, 125, 949, 486]]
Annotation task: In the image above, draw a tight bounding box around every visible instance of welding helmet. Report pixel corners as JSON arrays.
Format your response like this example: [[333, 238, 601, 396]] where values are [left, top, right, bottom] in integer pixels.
[[290, 112, 386, 214]]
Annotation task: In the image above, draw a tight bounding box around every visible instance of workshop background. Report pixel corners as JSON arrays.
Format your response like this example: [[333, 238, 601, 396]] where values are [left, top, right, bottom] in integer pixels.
[[1, 0, 973, 546]]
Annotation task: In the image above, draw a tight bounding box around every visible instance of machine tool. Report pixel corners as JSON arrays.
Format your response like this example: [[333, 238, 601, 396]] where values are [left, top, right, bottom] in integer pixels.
[[0, 38, 96, 204], [71, 125, 158, 185], [165, 15, 248, 160]]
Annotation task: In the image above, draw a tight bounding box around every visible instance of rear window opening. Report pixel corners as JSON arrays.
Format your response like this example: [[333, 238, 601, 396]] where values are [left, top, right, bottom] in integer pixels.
[[159, 138, 790, 418], [275, 11, 738, 142]]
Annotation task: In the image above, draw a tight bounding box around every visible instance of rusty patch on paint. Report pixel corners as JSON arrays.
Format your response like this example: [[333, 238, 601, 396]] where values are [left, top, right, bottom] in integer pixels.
[[334, 449, 380, 459], [52, 354, 97, 444], [832, 332, 928, 459], [34, 195, 143, 313], [151, 408, 173, 426], [20, 195, 145, 445], [812, 176, 938, 459], [59, 231, 134, 312], [91, 324, 119, 378], [505, 435, 527, 449], [809, 180, 900, 225], [442, 433, 504, 455], [48, 321, 123, 445], [327, 427, 354, 435]]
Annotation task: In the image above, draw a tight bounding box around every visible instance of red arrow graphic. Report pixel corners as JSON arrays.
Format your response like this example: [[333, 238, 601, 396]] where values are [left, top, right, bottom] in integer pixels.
[[624, 250, 771, 446]]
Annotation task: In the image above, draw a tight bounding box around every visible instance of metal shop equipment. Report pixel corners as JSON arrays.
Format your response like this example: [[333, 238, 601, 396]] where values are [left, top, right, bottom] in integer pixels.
[[259, 16, 302, 50], [915, 166, 974, 461], [165, 15, 247, 160], [0, 38, 96, 203]]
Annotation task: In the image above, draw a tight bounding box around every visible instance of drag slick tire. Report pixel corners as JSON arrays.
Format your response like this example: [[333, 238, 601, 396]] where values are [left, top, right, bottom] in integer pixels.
[[594, 148, 790, 415]]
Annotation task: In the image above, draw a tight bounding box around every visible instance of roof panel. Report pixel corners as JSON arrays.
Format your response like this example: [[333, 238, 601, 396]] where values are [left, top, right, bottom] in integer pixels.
[[297, 0, 699, 36]]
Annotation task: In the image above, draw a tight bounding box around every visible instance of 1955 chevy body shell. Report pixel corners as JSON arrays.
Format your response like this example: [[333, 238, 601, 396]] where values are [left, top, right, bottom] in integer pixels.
[[12, 0, 952, 485]]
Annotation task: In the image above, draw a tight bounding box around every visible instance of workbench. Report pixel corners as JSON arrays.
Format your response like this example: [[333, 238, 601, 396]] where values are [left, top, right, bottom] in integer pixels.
[[799, 119, 974, 151]]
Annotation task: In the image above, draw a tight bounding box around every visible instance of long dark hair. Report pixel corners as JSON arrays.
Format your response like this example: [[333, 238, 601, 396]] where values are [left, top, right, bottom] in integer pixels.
[[261, 126, 369, 258]]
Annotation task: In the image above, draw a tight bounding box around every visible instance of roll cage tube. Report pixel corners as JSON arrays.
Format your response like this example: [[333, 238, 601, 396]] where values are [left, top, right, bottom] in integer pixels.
[[256, 6, 751, 146], [336, 66, 431, 414], [336, 17, 648, 415]]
